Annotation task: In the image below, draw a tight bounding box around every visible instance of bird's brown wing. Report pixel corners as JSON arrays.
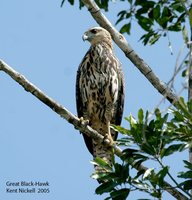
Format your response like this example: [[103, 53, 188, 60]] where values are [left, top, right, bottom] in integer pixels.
[[76, 52, 94, 155], [111, 61, 125, 141]]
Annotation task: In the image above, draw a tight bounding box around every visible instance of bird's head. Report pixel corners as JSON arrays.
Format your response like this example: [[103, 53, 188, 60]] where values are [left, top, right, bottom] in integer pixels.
[[82, 27, 112, 48]]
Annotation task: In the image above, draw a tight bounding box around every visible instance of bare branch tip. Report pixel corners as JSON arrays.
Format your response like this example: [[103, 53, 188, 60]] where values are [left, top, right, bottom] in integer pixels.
[[0, 59, 3, 69]]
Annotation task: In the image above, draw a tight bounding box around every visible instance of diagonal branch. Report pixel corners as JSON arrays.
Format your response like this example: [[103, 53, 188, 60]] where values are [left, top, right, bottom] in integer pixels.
[[0, 60, 122, 157], [81, 0, 179, 106], [0, 60, 189, 200]]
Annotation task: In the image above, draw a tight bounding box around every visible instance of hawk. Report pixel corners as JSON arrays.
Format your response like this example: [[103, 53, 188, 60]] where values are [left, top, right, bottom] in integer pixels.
[[76, 27, 125, 172]]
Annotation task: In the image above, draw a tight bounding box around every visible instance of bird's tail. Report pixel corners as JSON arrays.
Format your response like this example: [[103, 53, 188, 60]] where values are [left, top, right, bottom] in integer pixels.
[[91, 121, 115, 174], [92, 139, 113, 172]]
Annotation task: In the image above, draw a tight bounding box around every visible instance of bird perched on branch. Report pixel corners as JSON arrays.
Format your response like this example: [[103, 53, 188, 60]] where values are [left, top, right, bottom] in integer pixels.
[[76, 27, 125, 172]]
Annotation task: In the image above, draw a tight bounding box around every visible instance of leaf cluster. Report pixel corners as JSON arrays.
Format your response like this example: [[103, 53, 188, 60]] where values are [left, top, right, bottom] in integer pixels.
[[61, 0, 188, 45], [92, 99, 192, 199], [61, 0, 109, 11], [116, 0, 187, 45]]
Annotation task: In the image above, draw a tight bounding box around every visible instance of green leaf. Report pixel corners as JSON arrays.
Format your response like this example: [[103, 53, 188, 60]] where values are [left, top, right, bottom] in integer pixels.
[[149, 33, 161, 45], [138, 108, 144, 123], [157, 166, 169, 186], [189, 7, 192, 27], [140, 31, 155, 45], [92, 171, 118, 182], [95, 181, 118, 194], [110, 188, 130, 199], [137, 7, 150, 16], [126, 114, 137, 126], [179, 180, 192, 190], [171, 109, 185, 122], [177, 12, 186, 24], [120, 23, 131, 34], [79, 1, 84, 9], [68, 0, 74, 5], [171, 2, 185, 13], [157, 6, 172, 28], [168, 23, 182, 32], [91, 157, 112, 171], [154, 108, 161, 119], [162, 6, 172, 19], [113, 163, 129, 182], [137, 199, 151, 200], [153, 4, 160, 20], [116, 10, 127, 25], [137, 16, 153, 31], [182, 69, 188, 77], [132, 179, 151, 191], [183, 160, 192, 170], [135, 0, 155, 8], [123, 148, 139, 156], [133, 159, 147, 169], [112, 125, 129, 135], [174, 97, 192, 122], [95, 0, 109, 11], [161, 143, 187, 157], [178, 171, 192, 179], [117, 137, 133, 146], [141, 143, 156, 155]]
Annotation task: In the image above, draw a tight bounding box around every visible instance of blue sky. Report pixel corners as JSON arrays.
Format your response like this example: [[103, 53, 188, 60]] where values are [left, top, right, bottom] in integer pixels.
[[0, 0, 188, 199]]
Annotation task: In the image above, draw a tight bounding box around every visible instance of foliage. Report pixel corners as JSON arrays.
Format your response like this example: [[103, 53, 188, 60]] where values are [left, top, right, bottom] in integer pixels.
[[91, 99, 192, 199], [60, 0, 192, 199], [61, 0, 189, 45], [116, 0, 187, 45]]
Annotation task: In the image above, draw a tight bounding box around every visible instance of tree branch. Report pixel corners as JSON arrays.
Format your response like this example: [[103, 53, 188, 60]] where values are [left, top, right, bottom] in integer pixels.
[[0, 60, 122, 157], [0, 60, 189, 200], [81, 0, 179, 106]]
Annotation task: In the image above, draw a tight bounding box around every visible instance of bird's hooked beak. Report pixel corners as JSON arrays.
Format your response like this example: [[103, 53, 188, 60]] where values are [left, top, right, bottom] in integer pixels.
[[82, 32, 89, 41]]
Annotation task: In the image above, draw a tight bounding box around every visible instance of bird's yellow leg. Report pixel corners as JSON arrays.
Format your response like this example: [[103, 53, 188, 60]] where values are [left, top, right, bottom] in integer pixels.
[[103, 121, 114, 145]]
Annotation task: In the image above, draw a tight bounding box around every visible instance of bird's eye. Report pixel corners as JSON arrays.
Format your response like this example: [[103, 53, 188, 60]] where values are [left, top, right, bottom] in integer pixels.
[[90, 29, 98, 34]]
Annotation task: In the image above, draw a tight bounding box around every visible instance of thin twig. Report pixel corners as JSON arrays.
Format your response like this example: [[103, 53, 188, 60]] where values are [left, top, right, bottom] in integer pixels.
[[156, 157, 191, 198], [147, 48, 189, 119]]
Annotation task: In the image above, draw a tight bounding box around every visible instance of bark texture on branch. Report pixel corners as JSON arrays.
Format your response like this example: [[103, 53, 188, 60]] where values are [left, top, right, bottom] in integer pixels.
[[81, 0, 179, 106], [0, 60, 189, 200]]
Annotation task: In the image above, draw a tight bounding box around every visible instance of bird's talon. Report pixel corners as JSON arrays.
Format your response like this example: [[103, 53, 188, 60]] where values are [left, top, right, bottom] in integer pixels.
[[103, 134, 113, 145], [79, 117, 89, 126]]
